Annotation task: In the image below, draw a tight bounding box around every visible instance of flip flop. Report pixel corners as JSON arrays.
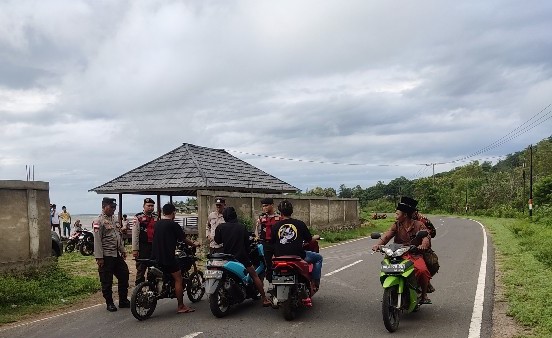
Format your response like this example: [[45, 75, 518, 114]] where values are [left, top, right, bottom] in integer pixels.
[[177, 308, 196, 314], [420, 298, 432, 305], [262, 299, 272, 307]]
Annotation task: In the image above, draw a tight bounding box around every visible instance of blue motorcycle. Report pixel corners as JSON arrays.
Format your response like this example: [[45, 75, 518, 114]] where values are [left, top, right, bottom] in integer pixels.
[[204, 240, 266, 317]]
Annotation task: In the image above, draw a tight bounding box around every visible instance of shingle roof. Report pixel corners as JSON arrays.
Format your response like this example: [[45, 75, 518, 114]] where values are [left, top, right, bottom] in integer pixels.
[[90, 143, 298, 195]]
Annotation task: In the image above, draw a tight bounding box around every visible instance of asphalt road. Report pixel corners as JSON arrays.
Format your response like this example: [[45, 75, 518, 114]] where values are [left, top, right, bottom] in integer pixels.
[[0, 217, 494, 338]]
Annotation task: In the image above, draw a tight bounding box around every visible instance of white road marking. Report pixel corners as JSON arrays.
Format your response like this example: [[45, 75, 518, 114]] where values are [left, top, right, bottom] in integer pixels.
[[181, 332, 203, 338], [324, 260, 363, 277], [468, 220, 488, 338], [0, 303, 103, 332], [321, 236, 369, 250]]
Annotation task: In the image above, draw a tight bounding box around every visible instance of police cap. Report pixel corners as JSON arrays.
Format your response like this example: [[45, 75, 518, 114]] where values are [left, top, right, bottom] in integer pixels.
[[102, 197, 116, 205], [215, 197, 225, 205], [260, 198, 274, 205], [143, 198, 155, 205]]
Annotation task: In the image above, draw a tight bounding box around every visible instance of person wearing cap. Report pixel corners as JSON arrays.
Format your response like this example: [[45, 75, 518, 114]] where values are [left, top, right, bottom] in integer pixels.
[[254, 197, 280, 284], [132, 197, 158, 285], [59, 206, 72, 238], [206, 197, 225, 254], [214, 206, 271, 307], [93, 197, 130, 312], [151, 203, 201, 313], [371, 196, 432, 304]]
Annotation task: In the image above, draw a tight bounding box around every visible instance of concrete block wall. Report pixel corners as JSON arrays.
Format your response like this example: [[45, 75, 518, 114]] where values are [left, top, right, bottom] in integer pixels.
[[0, 180, 52, 273], [196, 190, 359, 247]]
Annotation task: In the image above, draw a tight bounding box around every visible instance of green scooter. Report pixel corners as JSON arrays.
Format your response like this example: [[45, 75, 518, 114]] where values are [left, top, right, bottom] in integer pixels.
[[370, 230, 428, 332]]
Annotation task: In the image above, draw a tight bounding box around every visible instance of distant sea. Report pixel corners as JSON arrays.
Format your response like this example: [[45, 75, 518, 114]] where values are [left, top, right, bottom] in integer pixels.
[[72, 213, 140, 229]]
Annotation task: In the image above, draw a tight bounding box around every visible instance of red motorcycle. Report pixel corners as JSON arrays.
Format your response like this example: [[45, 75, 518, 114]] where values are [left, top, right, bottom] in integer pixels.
[[270, 239, 320, 321]]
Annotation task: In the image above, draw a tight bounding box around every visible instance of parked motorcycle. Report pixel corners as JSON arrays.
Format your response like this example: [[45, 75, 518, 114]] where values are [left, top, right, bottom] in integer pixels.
[[270, 238, 320, 321], [64, 229, 83, 253], [78, 229, 94, 256], [370, 230, 428, 332], [204, 238, 265, 318], [130, 242, 205, 321]]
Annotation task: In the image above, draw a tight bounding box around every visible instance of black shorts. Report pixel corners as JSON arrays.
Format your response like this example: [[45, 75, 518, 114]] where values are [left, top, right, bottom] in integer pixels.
[[158, 263, 180, 274]]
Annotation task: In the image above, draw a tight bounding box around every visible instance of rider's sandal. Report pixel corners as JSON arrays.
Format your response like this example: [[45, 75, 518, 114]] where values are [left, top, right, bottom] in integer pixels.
[[421, 298, 432, 305], [262, 298, 272, 307]]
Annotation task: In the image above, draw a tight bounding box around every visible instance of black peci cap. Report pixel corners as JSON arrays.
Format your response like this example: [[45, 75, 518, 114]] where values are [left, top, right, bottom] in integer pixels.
[[260, 198, 274, 205]]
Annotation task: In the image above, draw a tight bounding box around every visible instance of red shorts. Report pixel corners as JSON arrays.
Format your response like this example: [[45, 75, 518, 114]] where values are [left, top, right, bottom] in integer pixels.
[[404, 252, 430, 284]]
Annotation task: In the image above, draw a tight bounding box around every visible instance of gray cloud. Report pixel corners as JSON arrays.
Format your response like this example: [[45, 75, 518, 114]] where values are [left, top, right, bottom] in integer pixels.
[[1, 0, 551, 212]]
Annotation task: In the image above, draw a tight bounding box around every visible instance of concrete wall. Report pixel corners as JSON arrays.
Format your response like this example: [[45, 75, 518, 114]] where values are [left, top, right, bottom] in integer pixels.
[[196, 190, 359, 246], [0, 180, 52, 273]]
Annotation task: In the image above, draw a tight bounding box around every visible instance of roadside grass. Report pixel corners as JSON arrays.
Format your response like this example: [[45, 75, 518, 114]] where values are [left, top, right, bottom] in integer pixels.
[[0, 252, 100, 325], [474, 217, 552, 338], [318, 218, 394, 247]]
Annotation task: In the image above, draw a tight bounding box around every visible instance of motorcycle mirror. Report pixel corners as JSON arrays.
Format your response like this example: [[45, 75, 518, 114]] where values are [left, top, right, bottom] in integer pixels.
[[370, 232, 381, 239], [416, 230, 428, 238]]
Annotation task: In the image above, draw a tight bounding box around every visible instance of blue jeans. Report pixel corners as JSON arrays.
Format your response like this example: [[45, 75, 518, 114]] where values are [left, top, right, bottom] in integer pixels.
[[304, 251, 323, 281]]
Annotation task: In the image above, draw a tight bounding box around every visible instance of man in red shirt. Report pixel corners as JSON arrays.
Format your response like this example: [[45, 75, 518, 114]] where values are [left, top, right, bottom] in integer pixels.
[[254, 198, 280, 284], [132, 198, 157, 285]]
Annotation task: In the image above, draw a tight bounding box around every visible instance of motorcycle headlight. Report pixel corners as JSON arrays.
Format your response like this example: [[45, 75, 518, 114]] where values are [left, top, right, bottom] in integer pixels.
[[393, 247, 410, 257], [207, 260, 227, 267], [381, 247, 395, 256]]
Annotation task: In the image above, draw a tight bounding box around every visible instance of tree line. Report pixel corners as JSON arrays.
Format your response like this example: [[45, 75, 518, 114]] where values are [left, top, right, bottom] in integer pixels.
[[303, 136, 552, 219]]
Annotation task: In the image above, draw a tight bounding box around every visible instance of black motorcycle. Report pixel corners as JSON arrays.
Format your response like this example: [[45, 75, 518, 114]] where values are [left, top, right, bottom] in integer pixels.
[[78, 229, 94, 256], [130, 243, 205, 321], [64, 229, 83, 253]]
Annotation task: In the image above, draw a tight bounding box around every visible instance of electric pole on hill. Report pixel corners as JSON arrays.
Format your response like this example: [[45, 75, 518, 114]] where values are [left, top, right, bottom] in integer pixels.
[[529, 144, 533, 220]]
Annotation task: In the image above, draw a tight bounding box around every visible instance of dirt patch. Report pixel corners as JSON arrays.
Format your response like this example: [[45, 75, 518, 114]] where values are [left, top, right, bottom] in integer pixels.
[[491, 255, 532, 338]]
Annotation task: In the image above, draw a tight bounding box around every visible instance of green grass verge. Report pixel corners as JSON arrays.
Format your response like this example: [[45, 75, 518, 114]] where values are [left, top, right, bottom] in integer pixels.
[[318, 218, 394, 247], [474, 216, 552, 338], [0, 252, 100, 325]]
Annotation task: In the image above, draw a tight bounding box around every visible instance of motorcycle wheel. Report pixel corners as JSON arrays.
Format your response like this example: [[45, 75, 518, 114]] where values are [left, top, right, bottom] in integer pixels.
[[131, 281, 158, 321], [382, 286, 400, 332], [64, 243, 75, 253], [282, 288, 297, 321], [186, 271, 205, 303], [209, 280, 230, 318], [80, 241, 94, 256]]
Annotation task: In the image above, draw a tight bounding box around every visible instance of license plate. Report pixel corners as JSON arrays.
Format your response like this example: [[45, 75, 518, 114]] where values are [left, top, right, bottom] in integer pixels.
[[204, 270, 223, 279], [381, 264, 406, 273], [272, 275, 295, 285]]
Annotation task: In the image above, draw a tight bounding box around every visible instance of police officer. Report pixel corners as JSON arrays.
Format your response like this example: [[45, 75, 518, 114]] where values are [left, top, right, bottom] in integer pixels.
[[254, 197, 280, 284], [206, 197, 225, 254], [93, 197, 130, 312], [132, 197, 157, 285]]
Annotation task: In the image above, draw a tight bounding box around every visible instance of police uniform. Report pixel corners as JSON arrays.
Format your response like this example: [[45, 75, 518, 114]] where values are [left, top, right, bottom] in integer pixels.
[[206, 197, 225, 254], [93, 198, 129, 310], [256, 198, 281, 283], [132, 198, 158, 285]]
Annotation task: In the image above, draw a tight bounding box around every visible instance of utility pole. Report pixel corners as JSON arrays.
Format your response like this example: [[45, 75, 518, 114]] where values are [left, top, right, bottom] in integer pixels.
[[522, 163, 526, 214], [432, 163, 435, 186], [529, 144, 533, 219]]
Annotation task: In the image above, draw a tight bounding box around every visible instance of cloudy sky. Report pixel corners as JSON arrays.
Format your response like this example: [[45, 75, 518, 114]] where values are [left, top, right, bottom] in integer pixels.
[[1, 0, 552, 214]]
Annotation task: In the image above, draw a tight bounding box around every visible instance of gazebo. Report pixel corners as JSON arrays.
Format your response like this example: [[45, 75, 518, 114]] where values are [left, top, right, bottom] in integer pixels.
[[90, 142, 298, 220]]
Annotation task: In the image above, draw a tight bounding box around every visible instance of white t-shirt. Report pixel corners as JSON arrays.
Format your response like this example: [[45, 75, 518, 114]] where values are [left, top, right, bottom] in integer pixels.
[[51, 210, 60, 225]]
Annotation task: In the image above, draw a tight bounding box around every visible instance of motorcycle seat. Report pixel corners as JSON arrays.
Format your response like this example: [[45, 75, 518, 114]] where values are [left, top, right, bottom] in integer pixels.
[[135, 258, 158, 267], [207, 253, 237, 261], [273, 255, 302, 261]]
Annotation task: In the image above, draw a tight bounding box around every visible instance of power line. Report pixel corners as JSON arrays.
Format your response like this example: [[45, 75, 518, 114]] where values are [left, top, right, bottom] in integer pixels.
[[437, 104, 552, 165], [226, 149, 426, 167]]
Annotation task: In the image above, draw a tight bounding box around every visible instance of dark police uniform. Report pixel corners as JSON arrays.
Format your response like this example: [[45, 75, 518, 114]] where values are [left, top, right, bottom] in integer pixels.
[[93, 198, 129, 309], [132, 198, 157, 285], [256, 198, 280, 283]]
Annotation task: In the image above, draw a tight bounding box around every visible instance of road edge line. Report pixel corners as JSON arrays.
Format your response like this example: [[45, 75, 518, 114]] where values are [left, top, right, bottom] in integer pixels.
[[468, 219, 488, 338], [324, 260, 363, 277]]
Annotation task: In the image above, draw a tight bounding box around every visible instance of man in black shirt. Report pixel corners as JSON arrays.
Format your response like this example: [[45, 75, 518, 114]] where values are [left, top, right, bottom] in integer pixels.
[[151, 203, 200, 314], [214, 207, 271, 307], [271, 200, 323, 289]]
